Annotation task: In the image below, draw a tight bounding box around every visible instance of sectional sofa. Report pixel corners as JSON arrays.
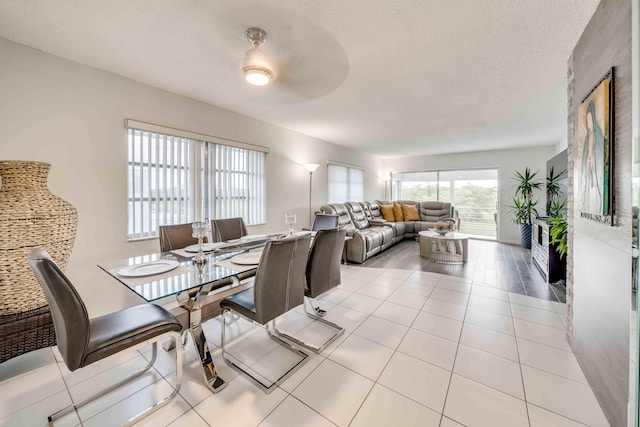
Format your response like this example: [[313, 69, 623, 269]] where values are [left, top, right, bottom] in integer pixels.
[[320, 200, 459, 263]]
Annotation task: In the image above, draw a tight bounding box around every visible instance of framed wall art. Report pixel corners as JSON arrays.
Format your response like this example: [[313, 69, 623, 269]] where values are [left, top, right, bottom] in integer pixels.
[[577, 68, 614, 225]]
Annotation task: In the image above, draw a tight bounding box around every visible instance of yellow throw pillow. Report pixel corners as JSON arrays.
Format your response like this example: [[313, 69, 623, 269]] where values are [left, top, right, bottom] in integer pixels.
[[402, 204, 421, 221], [393, 203, 404, 222], [379, 204, 395, 222]]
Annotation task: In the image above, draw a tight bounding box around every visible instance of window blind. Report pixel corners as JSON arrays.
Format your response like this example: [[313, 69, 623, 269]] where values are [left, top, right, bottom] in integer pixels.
[[128, 129, 196, 239], [202, 143, 266, 225], [127, 125, 266, 240], [328, 163, 364, 203]]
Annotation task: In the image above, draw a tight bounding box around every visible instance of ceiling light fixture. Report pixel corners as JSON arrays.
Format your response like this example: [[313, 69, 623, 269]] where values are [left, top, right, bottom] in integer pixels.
[[243, 27, 275, 86]]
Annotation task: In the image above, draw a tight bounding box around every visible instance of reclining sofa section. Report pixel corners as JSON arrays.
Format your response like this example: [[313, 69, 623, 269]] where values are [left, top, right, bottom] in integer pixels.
[[320, 200, 459, 264]]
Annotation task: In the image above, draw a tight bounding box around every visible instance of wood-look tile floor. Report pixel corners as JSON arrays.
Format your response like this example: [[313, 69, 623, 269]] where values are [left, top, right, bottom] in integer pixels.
[[360, 239, 567, 303]]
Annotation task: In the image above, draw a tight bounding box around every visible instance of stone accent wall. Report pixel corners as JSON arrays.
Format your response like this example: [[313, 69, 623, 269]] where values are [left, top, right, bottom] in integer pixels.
[[566, 52, 575, 343], [566, 0, 633, 424]]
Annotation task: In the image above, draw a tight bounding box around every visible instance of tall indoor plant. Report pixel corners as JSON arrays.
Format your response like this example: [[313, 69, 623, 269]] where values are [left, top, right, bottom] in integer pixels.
[[546, 166, 567, 217], [509, 167, 542, 249]]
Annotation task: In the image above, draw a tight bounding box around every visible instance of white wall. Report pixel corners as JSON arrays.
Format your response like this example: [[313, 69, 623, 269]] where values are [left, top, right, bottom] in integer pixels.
[[554, 138, 568, 154], [0, 39, 381, 315], [383, 146, 556, 244]]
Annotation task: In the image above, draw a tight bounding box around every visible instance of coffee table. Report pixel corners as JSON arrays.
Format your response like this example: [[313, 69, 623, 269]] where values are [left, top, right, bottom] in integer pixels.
[[419, 230, 469, 264]]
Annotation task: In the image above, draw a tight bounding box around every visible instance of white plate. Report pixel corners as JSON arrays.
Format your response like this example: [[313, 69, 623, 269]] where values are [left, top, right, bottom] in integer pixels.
[[184, 242, 225, 253], [118, 260, 180, 277], [240, 234, 268, 241], [231, 252, 262, 265]]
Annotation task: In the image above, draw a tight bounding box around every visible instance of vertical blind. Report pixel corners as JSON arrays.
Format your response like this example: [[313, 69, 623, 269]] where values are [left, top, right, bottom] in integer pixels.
[[127, 128, 266, 240], [128, 129, 196, 239], [202, 143, 266, 226], [328, 163, 364, 203]]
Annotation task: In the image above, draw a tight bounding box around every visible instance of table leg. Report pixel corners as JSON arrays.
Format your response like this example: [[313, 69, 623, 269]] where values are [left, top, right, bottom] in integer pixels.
[[177, 287, 227, 393], [190, 314, 226, 392]]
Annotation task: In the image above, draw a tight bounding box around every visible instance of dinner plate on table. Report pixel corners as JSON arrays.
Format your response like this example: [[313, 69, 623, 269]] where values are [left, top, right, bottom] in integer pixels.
[[118, 260, 179, 277], [230, 251, 263, 265], [184, 242, 226, 253], [239, 234, 268, 241]]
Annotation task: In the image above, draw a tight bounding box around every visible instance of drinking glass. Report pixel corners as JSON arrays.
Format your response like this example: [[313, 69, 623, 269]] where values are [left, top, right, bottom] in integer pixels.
[[192, 221, 208, 264], [285, 213, 296, 235]]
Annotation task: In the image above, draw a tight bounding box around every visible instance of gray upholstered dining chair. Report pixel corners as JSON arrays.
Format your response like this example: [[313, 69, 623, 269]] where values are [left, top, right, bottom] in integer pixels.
[[211, 217, 248, 242], [219, 233, 311, 393], [159, 223, 207, 252], [311, 214, 339, 231], [27, 249, 183, 426], [272, 227, 346, 353]]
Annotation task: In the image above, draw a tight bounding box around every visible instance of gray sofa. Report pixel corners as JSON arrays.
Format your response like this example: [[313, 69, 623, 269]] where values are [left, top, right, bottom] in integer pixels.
[[320, 200, 459, 263]]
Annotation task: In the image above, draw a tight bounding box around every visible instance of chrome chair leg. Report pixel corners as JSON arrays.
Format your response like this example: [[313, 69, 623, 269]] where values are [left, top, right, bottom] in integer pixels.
[[268, 298, 344, 354], [163, 330, 188, 351], [306, 297, 327, 317], [47, 332, 183, 426], [221, 309, 308, 393]]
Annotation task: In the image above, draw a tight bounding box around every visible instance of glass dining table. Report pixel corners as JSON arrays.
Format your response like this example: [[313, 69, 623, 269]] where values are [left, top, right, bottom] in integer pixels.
[[98, 236, 274, 394]]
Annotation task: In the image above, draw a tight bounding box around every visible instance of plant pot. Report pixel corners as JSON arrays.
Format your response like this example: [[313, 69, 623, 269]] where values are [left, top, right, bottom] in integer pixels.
[[519, 224, 532, 249], [0, 161, 78, 315]]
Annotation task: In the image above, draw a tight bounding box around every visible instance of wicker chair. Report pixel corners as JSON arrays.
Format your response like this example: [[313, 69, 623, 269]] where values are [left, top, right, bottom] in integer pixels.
[[0, 305, 56, 363]]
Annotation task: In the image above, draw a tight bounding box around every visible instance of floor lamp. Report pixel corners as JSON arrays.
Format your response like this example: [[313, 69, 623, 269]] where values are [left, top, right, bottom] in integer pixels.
[[303, 163, 320, 227]]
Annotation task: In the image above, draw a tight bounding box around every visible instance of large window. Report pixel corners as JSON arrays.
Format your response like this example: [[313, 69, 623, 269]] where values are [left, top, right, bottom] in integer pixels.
[[328, 163, 364, 203], [127, 122, 267, 240], [393, 169, 498, 238]]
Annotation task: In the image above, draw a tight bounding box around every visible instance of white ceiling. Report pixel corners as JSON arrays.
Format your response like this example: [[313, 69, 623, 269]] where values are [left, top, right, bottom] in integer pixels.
[[0, 0, 599, 158]]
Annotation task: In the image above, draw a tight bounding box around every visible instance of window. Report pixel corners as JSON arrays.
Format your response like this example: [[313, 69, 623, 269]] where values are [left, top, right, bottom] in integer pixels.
[[202, 143, 266, 227], [392, 169, 498, 238], [127, 121, 267, 240], [328, 163, 364, 203]]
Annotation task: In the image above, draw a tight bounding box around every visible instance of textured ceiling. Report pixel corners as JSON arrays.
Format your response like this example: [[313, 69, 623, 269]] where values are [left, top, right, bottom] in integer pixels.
[[0, 0, 599, 158]]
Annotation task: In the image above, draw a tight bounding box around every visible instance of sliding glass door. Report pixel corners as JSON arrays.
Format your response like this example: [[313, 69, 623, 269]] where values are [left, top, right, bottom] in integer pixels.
[[393, 169, 498, 239]]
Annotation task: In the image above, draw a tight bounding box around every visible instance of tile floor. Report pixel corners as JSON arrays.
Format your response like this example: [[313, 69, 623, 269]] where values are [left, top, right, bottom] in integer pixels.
[[0, 266, 609, 427], [362, 240, 567, 303]]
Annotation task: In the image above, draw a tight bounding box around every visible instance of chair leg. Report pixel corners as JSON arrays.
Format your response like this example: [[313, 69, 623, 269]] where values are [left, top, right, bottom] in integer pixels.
[[271, 300, 345, 354], [306, 297, 327, 317], [163, 330, 188, 351], [47, 331, 183, 426], [221, 309, 308, 394]]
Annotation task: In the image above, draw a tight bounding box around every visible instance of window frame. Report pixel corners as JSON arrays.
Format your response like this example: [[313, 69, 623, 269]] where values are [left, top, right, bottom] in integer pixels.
[[125, 120, 268, 241]]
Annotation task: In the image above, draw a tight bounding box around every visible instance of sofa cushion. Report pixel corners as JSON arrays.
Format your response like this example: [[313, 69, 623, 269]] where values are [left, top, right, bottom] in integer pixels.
[[366, 201, 383, 219], [320, 203, 355, 229], [360, 227, 393, 251], [345, 202, 370, 229], [403, 221, 416, 234], [380, 204, 395, 222], [387, 221, 406, 237], [401, 204, 420, 221], [393, 203, 404, 222], [418, 201, 453, 223], [413, 221, 433, 233], [361, 229, 383, 251]]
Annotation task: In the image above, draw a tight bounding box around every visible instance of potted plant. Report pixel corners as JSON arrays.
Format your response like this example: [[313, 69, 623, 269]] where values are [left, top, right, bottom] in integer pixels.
[[509, 167, 542, 249], [549, 217, 567, 260], [546, 166, 567, 217]]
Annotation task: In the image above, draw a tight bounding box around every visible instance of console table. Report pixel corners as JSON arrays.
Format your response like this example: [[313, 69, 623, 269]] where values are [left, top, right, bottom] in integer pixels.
[[419, 231, 469, 264], [531, 217, 566, 283]]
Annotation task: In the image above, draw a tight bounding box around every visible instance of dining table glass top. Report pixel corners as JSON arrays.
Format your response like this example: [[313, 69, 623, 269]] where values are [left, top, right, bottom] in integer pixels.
[[98, 250, 250, 302], [98, 232, 309, 302], [98, 236, 277, 301]]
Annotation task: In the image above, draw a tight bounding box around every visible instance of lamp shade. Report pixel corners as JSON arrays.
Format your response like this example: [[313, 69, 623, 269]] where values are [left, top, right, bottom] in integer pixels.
[[303, 163, 320, 173], [243, 47, 275, 86]]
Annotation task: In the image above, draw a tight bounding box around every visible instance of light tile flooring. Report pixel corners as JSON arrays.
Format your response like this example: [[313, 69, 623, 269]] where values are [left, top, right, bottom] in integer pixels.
[[0, 266, 610, 427]]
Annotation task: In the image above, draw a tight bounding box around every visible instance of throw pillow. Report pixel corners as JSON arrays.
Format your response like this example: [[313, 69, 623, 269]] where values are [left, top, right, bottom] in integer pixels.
[[401, 204, 420, 221], [379, 204, 395, 222], [393, 203, 405, 222]]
